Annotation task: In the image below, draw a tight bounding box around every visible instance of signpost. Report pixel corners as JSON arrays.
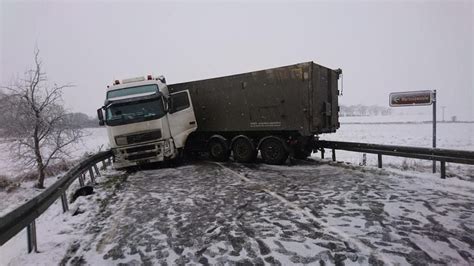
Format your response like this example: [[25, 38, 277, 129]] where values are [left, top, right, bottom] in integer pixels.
[[389, 90, 437, 173]]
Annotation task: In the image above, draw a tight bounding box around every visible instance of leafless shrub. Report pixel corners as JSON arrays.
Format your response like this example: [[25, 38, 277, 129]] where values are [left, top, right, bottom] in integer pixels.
[[401, 159, 409, 170], [0, 175, 20, 193], [1, 48, 82, 188], [44, 160, 74, 176], [17, 159, 75, 182], [0, 175, 11, 189]]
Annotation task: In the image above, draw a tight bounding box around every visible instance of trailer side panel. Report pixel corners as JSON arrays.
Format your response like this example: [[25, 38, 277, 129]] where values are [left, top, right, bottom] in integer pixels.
[[169, 61, 339, 136]]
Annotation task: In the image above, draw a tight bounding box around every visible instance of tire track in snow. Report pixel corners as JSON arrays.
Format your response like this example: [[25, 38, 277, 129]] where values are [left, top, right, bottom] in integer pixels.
[[214, 162, 395, 266], [296, 158, 474, 198]]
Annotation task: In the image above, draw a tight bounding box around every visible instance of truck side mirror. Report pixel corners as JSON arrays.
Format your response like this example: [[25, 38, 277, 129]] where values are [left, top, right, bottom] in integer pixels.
[[97, 108, 105, 126], [158, 75, 166, 84], [168, 98, 174, 113], [163, 97, 170, 113]]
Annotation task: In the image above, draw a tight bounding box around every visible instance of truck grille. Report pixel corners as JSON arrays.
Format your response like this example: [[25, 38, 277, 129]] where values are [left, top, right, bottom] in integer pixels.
[[126, 130, 161, 145], [126, 144, 155, 154], [127, 152, 157, 161]]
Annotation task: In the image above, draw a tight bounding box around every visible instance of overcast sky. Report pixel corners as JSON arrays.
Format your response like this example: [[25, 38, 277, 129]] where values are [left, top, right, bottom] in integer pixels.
[[1, 0, 473, 120]]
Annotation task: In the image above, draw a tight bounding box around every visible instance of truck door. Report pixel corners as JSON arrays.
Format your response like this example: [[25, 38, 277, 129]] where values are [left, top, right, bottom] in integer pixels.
[[168, 90, 197, 148]]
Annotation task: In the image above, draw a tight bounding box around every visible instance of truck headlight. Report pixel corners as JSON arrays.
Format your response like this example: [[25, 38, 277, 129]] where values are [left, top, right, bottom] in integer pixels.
[[164, 140, 170, 150], [115, 136, 127, 146]]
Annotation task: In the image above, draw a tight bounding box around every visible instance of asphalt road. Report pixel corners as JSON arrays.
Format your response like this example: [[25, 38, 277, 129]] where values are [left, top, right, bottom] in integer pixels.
[[63, 160, 473, 265]]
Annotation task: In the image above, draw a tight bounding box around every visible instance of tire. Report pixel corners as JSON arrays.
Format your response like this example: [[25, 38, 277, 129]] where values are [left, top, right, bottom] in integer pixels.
[[209, 139, 230, 161], [260, 138, 289, 165], [232, 137, 257, 163]]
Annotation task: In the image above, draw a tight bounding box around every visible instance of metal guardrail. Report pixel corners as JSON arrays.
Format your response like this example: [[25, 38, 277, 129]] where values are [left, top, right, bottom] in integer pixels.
[[315, 140, 474, 179], [0, 150, 113, 252]]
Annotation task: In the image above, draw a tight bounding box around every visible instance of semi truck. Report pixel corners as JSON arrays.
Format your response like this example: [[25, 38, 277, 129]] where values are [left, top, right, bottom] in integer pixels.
[[97, 62, 342, 168]]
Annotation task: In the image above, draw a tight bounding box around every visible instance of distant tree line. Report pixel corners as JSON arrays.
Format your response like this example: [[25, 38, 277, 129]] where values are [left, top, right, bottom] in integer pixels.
[[64, 112, 100, 128], [339, 104, 392, 117]]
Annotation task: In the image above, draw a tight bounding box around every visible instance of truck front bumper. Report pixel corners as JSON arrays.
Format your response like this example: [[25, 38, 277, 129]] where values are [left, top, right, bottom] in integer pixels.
[[113, 140, 175, 169]]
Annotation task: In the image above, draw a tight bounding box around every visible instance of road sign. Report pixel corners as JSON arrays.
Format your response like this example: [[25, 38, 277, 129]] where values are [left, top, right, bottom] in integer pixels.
[[388, 89, 438, 173], [389, 90, 433, 107]]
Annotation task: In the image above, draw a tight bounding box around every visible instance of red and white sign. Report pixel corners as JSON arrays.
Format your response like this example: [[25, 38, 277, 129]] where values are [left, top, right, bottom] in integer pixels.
[[389, 90, 433, 107]]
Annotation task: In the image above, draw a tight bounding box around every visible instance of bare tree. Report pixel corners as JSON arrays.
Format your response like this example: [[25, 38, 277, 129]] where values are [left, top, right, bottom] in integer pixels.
[[1, 49, 82, 188]]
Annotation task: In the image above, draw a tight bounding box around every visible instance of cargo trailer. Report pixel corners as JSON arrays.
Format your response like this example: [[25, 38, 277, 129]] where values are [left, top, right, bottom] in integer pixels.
[[169, 61, 342, 164]]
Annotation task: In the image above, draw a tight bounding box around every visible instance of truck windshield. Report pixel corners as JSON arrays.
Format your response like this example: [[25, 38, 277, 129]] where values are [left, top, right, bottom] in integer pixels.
[[106, 97, 165, 126], [107, 84, 158, 99]]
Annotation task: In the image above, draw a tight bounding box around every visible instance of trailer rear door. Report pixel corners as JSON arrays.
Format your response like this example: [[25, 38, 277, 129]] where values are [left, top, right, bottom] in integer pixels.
[[310, 64, 339, 134]]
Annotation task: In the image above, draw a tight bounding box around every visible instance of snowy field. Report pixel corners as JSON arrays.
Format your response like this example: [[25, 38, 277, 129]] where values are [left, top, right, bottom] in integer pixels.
[[331, 116, 473, 150], [319, 117, 473, 180], [340, 113, 473, 124]]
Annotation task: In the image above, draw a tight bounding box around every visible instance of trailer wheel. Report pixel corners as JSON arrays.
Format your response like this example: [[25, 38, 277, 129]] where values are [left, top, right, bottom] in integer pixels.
[[232, 137, 257, 163], [209, 139, 230, 161], [260, 138, 289, 165]]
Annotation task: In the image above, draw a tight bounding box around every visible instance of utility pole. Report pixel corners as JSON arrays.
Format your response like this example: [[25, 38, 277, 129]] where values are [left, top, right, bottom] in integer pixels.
[[441, 106, 446, 122]]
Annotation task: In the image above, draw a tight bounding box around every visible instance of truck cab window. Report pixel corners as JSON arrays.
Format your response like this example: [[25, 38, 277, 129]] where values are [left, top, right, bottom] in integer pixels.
[[107, 84, 158, 100], [170, 92, 190, 113], [105, 97, 166, 126]]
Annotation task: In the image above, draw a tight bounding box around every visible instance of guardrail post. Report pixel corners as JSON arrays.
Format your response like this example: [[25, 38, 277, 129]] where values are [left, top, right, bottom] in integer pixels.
[[79, 174, 85, 187], [321, 148, 325, 159], [61, 192, 69, 212], [331, 149, 336, 161], [440, 161, 446, 179], [89, 168, 95, 184], [93, 164, 101, 177], [27, 220, 37, 253], [432, 90, 437, 173], [377, 154, 382, 168]]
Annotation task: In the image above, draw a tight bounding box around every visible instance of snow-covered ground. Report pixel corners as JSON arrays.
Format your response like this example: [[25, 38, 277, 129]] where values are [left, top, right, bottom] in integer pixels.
[[340, 113, 472, 124], [0, 168, 123, 266], [0, 128, 109, 215], [335, 115, 473, 150], [319, 117, 473, 180], [2, 161, 472, 265], [0, 127, 110, 265], [340, 114, 428, 123]]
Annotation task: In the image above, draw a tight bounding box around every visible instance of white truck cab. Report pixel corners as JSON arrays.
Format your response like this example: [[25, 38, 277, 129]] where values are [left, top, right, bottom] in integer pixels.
[[97, 75, 197, 168]]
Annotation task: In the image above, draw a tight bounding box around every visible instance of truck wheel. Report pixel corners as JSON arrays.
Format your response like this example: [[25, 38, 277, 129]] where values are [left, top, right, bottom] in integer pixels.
[[209, 139, 230, 161], [232, 138, 257, 163], [260, 138, 289, 165]]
